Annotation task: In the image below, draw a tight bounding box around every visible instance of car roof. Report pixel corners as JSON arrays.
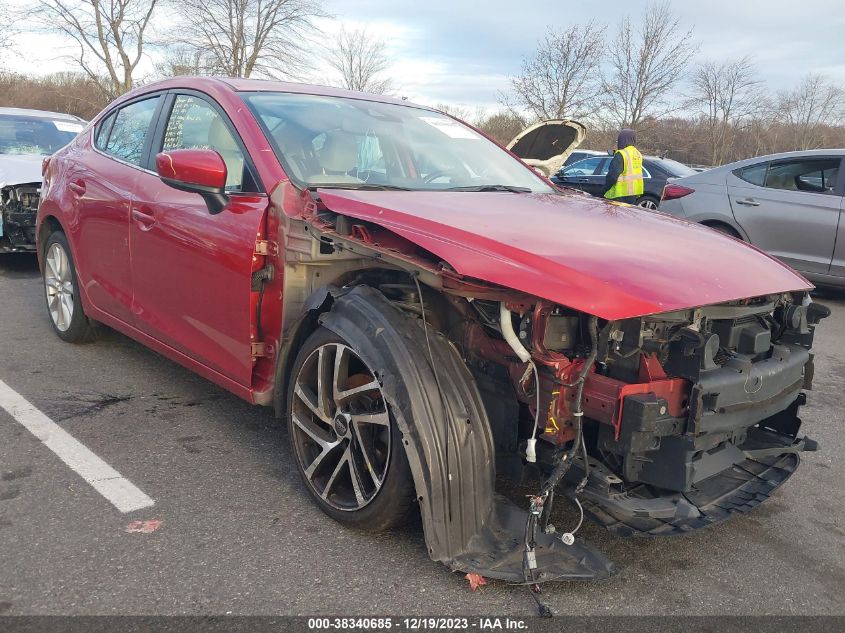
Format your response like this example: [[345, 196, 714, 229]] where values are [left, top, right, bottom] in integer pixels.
[[123, 76, 432, 111], [713, 149, 845, 171], [644, 155, 695, 171], [670, 149, 845, 184], [0, 107, 84, 121]]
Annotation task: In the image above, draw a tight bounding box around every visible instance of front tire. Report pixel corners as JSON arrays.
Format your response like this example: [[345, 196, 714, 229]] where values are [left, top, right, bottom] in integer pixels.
[[43, 231, 93, 343], [286, 327, 414, 531]]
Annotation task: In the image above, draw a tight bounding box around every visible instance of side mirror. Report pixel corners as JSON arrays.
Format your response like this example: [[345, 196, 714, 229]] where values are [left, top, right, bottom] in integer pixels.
[[155, 149, 229, 214]]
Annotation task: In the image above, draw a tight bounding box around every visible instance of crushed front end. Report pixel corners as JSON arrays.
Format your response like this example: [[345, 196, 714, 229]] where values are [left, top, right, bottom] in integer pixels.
[[470, 293, 829, 545], [0, 183, 39, 252], [297, 188, 828, 585]]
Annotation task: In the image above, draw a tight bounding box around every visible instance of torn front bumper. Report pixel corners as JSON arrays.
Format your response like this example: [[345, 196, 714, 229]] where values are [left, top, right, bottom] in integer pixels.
[[560, 342, 818, 537], [573, 449, 803, 537]]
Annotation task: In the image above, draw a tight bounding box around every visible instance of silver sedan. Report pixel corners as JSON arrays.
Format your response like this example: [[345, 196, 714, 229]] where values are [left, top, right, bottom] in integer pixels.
[[659, 149, 845, 288]]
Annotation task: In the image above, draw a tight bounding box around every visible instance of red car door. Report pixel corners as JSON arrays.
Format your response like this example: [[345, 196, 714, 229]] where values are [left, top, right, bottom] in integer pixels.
[[129, 92, 268, 387], [69, 95, 163, 324]]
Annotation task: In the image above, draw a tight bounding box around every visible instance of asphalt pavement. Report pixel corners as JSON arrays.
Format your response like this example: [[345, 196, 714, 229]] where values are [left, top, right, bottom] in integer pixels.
[[1, 253, 844, 616]]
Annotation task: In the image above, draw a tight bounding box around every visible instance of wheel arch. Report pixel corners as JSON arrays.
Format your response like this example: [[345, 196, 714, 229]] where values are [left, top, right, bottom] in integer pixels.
[[37, 214, 66, 267], [272, 281, 497, 561], [280, 284, 615, 581], [272, 285, 336, 419], [272, 263, 459, 419], [314, 285, 497, 564], [701, 219, 745, 240]]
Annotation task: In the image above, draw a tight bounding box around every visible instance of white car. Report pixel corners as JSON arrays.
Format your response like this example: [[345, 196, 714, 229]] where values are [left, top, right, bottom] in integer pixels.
[[0, 107, 85, 252], [659, 149, 845, 288]]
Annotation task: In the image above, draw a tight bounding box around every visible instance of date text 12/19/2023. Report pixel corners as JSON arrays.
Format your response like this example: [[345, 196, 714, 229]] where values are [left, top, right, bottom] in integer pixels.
[[307, 617, 529, 630]]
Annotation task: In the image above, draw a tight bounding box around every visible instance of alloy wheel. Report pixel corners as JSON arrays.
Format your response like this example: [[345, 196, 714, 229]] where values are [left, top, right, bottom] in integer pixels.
[[638, 198, 659, 210], [290, 343, 392, 511], [45, 242, 74, 332]]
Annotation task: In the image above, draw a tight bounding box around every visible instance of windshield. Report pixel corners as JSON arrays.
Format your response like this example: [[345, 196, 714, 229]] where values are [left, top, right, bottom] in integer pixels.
[[0, 114, 84, 155], [243, 92, 553, 193]]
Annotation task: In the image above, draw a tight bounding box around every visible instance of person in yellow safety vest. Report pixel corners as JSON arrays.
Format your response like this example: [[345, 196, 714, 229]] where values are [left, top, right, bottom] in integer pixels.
[[603, 128, 644, 204]]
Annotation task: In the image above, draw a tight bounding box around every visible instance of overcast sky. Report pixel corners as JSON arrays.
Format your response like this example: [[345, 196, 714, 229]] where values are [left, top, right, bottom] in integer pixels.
[[323, 0, 845, 109], [6, 0, 845, 111]]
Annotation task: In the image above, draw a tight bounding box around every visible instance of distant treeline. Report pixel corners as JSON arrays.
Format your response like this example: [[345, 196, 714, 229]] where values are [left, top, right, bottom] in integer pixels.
[[3, 71, 844, 168]]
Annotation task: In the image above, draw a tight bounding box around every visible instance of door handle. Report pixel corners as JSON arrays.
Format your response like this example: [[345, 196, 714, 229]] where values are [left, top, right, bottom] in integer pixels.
[[736, 198, 760, 207], [131, 207, 156, 229], [68, 180, 86, 196], [578, 178, 590, 183]]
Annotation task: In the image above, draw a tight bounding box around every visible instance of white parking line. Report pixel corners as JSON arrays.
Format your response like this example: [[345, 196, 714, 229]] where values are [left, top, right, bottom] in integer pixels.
[[0, 378, 154, 513]]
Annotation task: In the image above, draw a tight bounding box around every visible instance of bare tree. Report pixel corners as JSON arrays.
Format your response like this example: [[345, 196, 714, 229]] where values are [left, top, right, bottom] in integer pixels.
[[691, 57, 762, 165], [0, 1, 16, 68], [475, 110, 528, 145], [0, 70, 109, 118], [775, 73, 844, 149], [26, 0, 158, 96], [325, 26, 394, 94], [504, 21, 605, 120], [434, 103, 474, 122], [154, 47, 206, 77], [174, 0, 325, 79], [601, 1, 697, 127]]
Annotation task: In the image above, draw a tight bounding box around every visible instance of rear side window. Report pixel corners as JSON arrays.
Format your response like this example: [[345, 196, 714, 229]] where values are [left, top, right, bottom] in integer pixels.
[[764, 158, 840, 194], [103, 96, 161, 166], [735, 162, 768, 186], [563, 156, 603, 176], [94, 112, 116, 151]]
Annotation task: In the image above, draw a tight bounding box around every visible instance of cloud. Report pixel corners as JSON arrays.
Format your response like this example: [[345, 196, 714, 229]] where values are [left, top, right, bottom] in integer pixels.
[[325, 0, 845, 108], [4, 0, 844, 114]]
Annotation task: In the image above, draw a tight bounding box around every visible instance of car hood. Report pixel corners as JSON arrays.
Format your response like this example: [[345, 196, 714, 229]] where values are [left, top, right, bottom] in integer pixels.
[[316, 189, 812, 320], [0, 154, 43, 188], [506, 119, 586, 177]]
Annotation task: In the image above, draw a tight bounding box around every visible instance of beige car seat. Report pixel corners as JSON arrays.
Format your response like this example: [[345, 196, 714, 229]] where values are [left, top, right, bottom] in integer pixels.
[[309, 131, 363, 184], [208, 117, 245, 189], [766, 172, 794, 190]]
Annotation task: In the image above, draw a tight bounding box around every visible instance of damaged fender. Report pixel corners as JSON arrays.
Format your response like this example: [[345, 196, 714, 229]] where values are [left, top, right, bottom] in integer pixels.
[[319, 286, 614, 582]]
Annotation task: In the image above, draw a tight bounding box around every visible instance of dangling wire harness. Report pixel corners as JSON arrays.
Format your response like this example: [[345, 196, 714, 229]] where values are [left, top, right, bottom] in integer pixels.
[[521, 316, 599, 615]]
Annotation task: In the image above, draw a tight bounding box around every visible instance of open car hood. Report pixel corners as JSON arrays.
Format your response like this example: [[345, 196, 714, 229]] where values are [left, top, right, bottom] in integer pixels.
[[506, 119, 586, 177], [0, 154, 43, 188], [316, 189, 812, 320]]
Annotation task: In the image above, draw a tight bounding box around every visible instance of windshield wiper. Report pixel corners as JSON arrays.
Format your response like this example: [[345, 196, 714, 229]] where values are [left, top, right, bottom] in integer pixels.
[[309, 183, 412, 191], [444, 184, 532, 193]]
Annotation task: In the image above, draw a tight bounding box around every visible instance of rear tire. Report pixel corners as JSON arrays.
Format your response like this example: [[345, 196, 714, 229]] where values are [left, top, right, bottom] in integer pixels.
[[636, 195, 660, 210], [42, 231, 94, 343], [286, 327, 415, 531]]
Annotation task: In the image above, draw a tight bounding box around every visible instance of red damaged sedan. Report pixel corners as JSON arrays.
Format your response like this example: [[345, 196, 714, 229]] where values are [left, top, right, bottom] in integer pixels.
[[36, 78, 828, 583]]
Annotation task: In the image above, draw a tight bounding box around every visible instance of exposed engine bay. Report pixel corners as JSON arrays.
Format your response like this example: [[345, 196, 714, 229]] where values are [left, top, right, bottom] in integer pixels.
[[0, 183, 39, 252], [463, 293, 828, 537]]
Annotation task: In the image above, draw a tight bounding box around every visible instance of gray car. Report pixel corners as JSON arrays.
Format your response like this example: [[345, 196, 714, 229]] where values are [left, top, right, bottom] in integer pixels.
[[659, 149, 845, 288]]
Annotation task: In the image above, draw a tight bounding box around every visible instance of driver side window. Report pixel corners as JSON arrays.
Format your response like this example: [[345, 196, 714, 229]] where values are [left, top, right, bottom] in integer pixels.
[[763, 158, 840, 194], [162, 95, 247, 192]]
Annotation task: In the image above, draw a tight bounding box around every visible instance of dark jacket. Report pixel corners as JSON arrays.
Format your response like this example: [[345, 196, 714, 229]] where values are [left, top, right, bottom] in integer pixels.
[[604, 129, 638, 195], [603, 153, 624, 195]]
